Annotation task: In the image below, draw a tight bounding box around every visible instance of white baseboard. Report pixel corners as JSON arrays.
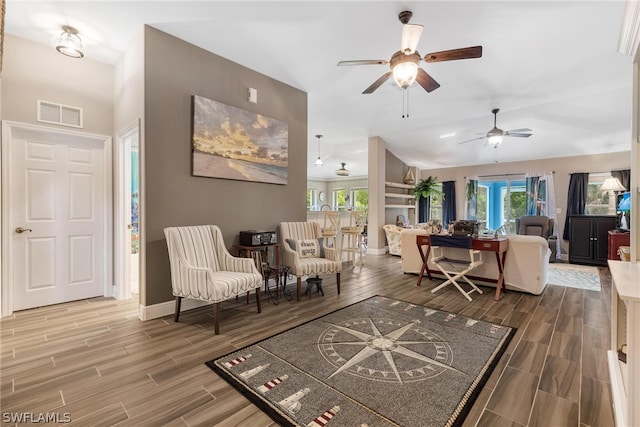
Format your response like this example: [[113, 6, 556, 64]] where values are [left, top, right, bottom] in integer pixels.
[[366, 247, 387, 255], [138, 298, 212, 321]]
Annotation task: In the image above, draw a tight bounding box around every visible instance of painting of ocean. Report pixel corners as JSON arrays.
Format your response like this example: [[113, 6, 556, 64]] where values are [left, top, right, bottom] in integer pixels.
[[191, 95, 288, 185]]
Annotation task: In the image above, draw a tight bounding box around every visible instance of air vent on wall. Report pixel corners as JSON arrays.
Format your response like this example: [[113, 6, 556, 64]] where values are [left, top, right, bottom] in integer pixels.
[[37, 100, 83, 128]]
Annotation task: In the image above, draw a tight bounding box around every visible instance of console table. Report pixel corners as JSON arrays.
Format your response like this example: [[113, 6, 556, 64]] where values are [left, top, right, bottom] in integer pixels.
[[608, 260, 640, 427], [416, 235, 509, 301]]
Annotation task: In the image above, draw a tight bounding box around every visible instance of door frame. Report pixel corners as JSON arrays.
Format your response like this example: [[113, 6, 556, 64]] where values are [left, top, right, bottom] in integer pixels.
[[114, 119, 140, 300], [1, 121, 113, 317]]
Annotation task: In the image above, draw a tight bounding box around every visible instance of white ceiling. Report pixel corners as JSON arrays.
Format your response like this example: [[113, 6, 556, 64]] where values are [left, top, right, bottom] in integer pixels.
[[5, 1, 633, 179]]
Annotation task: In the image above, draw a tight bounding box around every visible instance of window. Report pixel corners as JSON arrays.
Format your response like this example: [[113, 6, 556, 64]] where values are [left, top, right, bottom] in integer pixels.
[[476, 185, 489, 229], [585, 173, 611, 215], [306, 188, 316, 210], [477, 177, 526, 233], [429, 183, 443, 221], [333, 189, 347, 210], [350, 187, 369, 211]]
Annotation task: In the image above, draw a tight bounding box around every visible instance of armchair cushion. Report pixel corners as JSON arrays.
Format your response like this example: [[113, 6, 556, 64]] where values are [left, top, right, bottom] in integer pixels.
[[286, 238, 325, 258]]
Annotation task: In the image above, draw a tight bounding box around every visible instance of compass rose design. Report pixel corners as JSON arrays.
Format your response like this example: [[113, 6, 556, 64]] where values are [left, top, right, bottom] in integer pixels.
[[318, 317, 465, 384]]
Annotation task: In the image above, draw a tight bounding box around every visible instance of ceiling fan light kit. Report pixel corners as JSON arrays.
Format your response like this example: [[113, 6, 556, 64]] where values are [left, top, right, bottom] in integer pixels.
[[391, 51, 420, 89]]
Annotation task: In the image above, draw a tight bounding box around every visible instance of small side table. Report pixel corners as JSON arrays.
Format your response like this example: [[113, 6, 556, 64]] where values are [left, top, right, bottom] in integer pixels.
[[235, 243, 284, 303]]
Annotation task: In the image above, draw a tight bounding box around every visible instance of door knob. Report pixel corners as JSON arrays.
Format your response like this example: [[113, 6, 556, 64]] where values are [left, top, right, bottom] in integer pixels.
[[15, 227, 32, 234]]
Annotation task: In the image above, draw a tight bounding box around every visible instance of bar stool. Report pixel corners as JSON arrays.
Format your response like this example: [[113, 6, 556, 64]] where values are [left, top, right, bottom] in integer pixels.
[[340, 210, 367, 266], [321, 210, 340, 250]]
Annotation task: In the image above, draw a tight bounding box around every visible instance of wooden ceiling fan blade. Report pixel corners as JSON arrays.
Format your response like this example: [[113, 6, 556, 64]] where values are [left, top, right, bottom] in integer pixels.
[[424, 46, 483, 63], [457, 136, 486, 145], [415, 68, 440, 93], [337, 59, 388, 66], [401, 24, 424, 54], [362, 71, 392, 94]]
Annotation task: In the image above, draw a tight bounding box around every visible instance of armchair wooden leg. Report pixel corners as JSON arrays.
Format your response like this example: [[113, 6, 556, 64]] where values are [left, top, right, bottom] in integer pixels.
[[336, 273, 341, 295], [174, 296, 182, 322], [296, 277, 302, 301], [213, 302, 220, 335], [255, 288, 262, 313]]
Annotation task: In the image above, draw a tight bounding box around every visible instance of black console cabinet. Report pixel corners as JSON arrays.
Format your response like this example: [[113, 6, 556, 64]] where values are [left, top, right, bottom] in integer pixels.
[[568, 215, 616, 266]]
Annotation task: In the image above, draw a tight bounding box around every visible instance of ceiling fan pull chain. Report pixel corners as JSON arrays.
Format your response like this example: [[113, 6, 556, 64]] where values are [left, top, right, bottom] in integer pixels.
[[402, 89, 410, 119]]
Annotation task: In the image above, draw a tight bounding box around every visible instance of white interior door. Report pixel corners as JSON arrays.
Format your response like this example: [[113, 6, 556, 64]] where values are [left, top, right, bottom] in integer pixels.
[[8, 125, 107, 311]]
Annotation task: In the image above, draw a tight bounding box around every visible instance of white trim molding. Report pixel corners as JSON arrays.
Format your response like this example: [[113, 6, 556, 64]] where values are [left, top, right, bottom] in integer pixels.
[[619, 0, 640, 59]]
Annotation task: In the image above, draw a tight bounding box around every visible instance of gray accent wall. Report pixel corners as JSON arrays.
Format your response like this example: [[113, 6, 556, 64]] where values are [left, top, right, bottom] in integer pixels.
[[142, 27, 307, 305]]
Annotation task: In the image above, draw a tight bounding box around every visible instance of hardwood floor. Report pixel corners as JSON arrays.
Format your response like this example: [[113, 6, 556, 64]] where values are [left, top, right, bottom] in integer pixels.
[[1, 255, 615, 426]]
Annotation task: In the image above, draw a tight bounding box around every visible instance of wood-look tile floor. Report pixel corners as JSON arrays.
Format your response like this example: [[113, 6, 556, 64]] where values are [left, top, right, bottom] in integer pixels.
[[0, 255, 615, 426]]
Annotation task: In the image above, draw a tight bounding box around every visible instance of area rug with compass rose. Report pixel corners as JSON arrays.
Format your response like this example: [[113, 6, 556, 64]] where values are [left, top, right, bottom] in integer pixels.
[[206, 295, 515, 427]]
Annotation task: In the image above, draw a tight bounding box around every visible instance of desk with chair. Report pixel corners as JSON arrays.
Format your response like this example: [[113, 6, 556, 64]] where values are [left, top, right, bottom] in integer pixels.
[[416, 234, 509, 301]]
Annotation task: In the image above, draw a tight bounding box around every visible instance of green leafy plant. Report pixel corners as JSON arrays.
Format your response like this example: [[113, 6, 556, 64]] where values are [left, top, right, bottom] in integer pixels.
[[414, 176, 443, 201]]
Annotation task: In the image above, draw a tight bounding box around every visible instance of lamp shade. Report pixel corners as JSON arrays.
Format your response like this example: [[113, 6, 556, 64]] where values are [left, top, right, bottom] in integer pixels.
[[600, 177, 626, 192]]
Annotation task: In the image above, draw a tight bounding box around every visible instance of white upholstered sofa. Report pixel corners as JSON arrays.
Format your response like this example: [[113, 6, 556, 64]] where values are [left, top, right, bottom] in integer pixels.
[[400, 228, 550, 295]]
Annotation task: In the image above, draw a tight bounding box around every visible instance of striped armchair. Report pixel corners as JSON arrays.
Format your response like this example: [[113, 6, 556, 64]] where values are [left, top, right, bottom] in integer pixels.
[[279, 222, 342, 301], [164, 225, 262, 334]]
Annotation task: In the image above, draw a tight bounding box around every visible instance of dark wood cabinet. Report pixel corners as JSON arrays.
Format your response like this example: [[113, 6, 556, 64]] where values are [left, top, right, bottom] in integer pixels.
[[568, 215, 616, 265]]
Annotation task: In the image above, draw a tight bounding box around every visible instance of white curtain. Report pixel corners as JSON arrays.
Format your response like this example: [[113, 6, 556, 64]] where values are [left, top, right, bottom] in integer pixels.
[[464, 176, 478, 220], [526, 171, 559, 259]]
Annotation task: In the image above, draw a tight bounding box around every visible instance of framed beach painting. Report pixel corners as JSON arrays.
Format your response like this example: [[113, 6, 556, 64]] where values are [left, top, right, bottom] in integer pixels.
[[191, 95, 288, 185]]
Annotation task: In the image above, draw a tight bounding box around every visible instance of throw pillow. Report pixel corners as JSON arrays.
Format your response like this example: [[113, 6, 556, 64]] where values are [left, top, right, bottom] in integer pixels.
[[286, 238, 325, 258]]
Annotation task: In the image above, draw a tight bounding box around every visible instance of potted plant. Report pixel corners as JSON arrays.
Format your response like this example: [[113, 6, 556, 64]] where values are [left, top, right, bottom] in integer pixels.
[[413, 176, 443, 201]]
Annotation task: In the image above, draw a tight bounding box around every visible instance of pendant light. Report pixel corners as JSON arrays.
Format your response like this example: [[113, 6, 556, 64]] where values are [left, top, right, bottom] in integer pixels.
[[314, 134, 323, 166]]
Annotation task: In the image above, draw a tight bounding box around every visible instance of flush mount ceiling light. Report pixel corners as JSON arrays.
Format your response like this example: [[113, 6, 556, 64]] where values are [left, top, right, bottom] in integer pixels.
[[314, 134, 323, 166], [335, 162, 351, 177], [55, 25, 84, 58]]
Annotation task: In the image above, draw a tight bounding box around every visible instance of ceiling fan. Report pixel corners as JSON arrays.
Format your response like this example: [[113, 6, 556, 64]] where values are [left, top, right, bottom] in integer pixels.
[[337, 10, 483, 94], [459, 108, 533, 148]]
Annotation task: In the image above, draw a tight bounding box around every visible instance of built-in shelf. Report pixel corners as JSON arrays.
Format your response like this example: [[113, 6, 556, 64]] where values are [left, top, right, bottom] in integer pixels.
[[384, 182, 416, 209], [384, 181, 415, 189], [385, 204, 416, 209], [384, 193, 415, 199], [608, 260, 640, 427]]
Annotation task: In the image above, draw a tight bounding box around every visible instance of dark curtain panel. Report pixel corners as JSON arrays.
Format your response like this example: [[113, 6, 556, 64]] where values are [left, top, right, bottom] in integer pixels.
[[562, 172, 589, 240], [612, 169, 631, 193], [442, 181, 457, 226], [418, 197, 431, 223]]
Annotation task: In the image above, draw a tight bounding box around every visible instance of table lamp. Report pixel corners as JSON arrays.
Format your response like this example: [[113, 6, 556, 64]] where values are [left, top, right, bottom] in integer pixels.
[[600, 177, 627, 215]]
